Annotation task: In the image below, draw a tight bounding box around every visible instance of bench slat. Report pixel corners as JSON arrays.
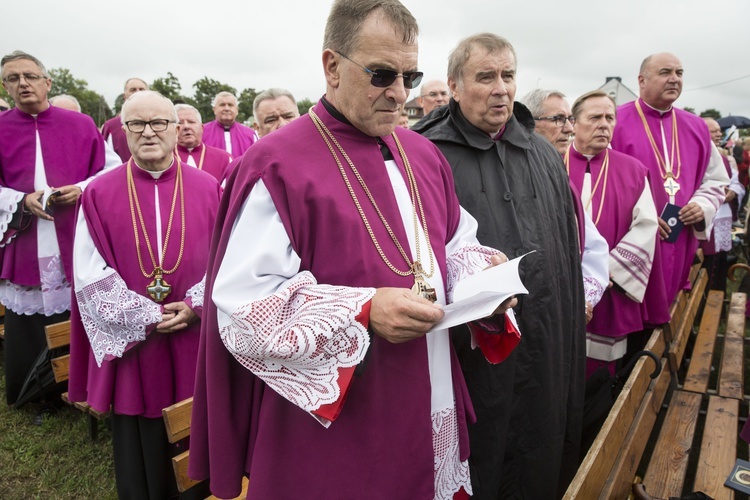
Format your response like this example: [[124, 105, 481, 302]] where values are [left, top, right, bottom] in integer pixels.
[[44, 320, 72, 349], [693, 396, 738, 500], [162, 397, 193, 444], [671, 270, 708, 372], [642, 390, 702, 498], [172, 450, 201, 493], [718, 293, 746, 400], [51, 354, 70, 383], [683, 290, 724, 394]]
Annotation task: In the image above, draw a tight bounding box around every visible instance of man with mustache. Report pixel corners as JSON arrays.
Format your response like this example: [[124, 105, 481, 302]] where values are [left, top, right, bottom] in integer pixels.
[[175, 103, 232, 182], [610, 52, 728, 342], [413, 34, 587, 499]]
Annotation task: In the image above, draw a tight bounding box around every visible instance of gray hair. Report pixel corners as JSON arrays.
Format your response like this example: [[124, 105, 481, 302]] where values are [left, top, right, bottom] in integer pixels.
[[124, 77, 149, 91], [521, 89, 566, 117], [1, 50, 50, 78], [49, 94, 81, 112], [448, 33, 516, 87], [323, 0, 418, 56], [211, 91, 237, 107], [174, 103, 201, 123], [253, 88, 297, 117], [121, 90, 177, 125], [571, 89, 616, 119]]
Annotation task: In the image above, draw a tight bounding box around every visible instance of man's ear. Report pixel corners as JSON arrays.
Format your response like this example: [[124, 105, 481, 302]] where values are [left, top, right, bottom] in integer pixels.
[[323, 49, 340, 89]]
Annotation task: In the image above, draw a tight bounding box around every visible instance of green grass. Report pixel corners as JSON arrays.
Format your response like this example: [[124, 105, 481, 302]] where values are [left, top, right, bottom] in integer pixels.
[[0, 350, 116, 499]]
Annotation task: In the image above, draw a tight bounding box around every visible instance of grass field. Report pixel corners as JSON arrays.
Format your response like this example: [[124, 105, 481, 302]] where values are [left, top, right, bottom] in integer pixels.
[[0, 350, 117, 499]]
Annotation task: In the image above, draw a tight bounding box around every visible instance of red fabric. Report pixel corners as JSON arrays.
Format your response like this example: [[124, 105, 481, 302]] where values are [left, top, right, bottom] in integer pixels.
[[740, 150, 750, 187], [469, 313, 521, 364], [312, 300, 371, 422]]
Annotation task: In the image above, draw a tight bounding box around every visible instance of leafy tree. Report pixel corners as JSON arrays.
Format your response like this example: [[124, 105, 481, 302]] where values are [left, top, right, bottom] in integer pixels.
[[49, 68, 112, 126], [151, 72, 183, 102], [193, 77, 237, 124], [699, 108, 721, 120], [297, 98, 314, 116], [683, 106, 695, 115], [0, 86, 13, 108], [238, 87, 258, 124]]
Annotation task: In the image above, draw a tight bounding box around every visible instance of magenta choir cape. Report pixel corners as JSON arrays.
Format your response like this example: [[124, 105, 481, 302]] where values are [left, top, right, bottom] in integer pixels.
[[188, 100, 519, 499], [0, 106, 105, 286], [67, 160, 220, 418], [175, 143, 232, 183], [101, 115, 131, 163], [611, 99, 724, 321], [567, 146, 659, 336], [202, 120, 256, 158]]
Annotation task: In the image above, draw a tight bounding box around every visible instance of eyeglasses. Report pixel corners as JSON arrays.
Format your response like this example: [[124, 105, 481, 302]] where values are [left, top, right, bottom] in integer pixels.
[[535, 115, 575, 127], [336, 51, 423, 89], [124, 119, 175, 133], [421, 91, 449, 99], [2, 73, 47, 85]]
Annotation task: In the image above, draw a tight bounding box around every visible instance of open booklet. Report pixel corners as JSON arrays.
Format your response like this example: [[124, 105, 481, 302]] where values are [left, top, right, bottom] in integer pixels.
[[428, 251, 533, 332]]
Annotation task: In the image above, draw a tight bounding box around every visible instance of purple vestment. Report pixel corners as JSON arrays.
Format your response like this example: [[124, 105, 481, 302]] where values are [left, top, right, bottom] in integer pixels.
[[611, 98, 724, 316], [101, 116, 131, 163], [568, 147, 657, 336], [176, 143, 232, 182], [68, 160, 220, 417], [0, 106, 104, 286], [202, 120, 256, 158], [189, 100, 517, 499]]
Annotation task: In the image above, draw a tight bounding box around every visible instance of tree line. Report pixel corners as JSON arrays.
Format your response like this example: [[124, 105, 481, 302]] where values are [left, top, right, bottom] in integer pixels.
[[0, 68, 315, 128]]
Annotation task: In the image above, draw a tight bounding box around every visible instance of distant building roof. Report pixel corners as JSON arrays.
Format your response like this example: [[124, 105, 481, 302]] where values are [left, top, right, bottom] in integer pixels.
[[404, 97, 424, 119], [598, 77, 638, 106]]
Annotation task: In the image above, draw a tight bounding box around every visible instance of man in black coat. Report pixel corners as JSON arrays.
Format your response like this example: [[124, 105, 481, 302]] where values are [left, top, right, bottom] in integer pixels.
[[413, 33, 586, 499]]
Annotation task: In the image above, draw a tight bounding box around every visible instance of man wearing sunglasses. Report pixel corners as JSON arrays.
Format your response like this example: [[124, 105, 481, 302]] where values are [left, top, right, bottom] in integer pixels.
[[0, 50, 105, 408], [414, 34, 588, 499], [189, 1, 522, 499]]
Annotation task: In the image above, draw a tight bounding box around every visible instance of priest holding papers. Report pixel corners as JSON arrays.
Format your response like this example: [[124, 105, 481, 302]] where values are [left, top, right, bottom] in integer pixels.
[[189, 1, 520, 498]]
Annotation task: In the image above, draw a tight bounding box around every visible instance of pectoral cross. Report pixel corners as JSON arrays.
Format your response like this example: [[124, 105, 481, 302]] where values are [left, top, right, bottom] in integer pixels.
[[664, 174, 680, 197], [147, 268, 172, 302], [411, 261, 437, 303]]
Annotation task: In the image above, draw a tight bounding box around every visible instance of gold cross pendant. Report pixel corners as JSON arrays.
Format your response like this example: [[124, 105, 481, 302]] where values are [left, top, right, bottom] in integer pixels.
[[147, 268, 172, 302]]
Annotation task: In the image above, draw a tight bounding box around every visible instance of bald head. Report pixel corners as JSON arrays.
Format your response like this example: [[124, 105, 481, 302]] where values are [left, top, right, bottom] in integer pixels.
[[703, 117, 722, 147], [123, 78, 148, 101], [417, 79, 450, 115], [638, 52, 683, 110], [50, 94, 81, 112]]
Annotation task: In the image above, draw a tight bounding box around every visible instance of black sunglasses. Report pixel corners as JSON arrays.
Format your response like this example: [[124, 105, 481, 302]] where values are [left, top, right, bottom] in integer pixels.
[[336, 51, 423, 89]]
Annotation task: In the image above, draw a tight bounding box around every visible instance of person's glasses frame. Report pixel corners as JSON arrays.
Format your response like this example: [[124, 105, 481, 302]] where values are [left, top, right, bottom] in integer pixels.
[[335, 51, 423, 89], [534, 115, 575, 127], [2, 73, 48, 85], [124, 119, 175, 133], [421, 91, 450, 99]]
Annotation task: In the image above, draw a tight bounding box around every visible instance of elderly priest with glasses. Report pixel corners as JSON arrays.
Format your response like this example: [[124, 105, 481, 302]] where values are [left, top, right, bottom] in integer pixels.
[[68, 90, 221, 499], [0, 50, 105, 408], [189, 1, 521, 499]]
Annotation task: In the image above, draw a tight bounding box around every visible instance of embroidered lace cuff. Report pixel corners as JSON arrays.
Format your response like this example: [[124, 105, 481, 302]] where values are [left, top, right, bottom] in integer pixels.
[[76, 269, 162, 366], [220, 271, 375, 414], [185, 275, 206, 309], [433, 405, 472, 499], [584, 276, 606, 308], [445, 244, 501, 304], [0, 189, 25, 247]]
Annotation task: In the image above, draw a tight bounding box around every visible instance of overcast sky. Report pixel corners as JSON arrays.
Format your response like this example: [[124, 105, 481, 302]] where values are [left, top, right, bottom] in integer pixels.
[[6, 0, 750, 117]]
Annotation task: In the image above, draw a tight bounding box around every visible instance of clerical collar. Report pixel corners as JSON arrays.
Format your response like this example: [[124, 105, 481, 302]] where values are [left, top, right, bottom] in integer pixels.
[[491, 125, 506, 141], [321, 96, 354, 127], [223, 125, 232, 132], [641, 98, 672, 116], [571, 143, 596, 161], [134, 158, 175, 179]]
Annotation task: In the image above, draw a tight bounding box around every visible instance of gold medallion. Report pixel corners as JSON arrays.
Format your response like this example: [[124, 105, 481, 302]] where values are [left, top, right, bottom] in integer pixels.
[[147, 268, 172, 302]]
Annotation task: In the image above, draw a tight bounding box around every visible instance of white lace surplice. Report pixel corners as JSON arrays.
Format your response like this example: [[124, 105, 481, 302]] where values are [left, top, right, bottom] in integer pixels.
[[213, 158, 509, 497]]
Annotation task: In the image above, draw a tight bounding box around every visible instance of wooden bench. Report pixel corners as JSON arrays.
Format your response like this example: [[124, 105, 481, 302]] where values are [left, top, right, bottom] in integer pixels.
[[0, 304, 6, 341], [566, 253, 748, 499], [162, 396, 249, 499], [43, 319, 110, 440]]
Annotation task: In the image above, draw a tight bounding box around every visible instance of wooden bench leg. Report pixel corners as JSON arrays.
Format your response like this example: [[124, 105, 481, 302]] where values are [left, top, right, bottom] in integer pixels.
[[88, 413, 98, 441]]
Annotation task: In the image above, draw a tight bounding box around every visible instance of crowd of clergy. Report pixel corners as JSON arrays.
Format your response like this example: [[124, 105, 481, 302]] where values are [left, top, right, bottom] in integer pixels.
[[0, 0, 740, 498]]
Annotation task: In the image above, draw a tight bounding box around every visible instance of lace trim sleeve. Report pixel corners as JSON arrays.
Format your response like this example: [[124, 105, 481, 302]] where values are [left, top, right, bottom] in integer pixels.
[[0, 188, 25, 247], [219, 271, 375, 414], [75, 269, 163, 366], [445, 244, 502, 304], [185, 275, 206, 309]]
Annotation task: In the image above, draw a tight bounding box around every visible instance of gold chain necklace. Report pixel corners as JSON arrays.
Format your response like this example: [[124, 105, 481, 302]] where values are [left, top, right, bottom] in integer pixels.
[[126, 157, 186, 302], [175, 144, 206, 170], [635, 99, 682, 197], [309, 109, 436, 301], [564, 146, 610, 226]]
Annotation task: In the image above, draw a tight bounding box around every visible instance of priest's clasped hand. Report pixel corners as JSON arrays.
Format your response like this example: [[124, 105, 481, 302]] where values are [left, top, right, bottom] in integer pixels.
[[157, 301, 198, 333], [370, 288, 444, 344], [677, 202, 704, 226]]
